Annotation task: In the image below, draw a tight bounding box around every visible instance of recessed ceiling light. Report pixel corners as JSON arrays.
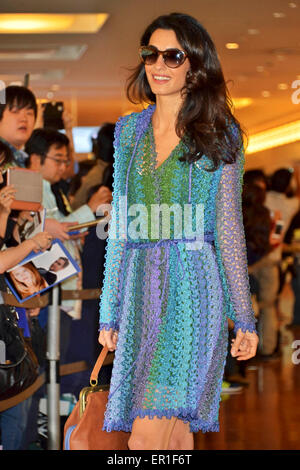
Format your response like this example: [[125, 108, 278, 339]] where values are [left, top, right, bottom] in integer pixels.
[[278, 83, 288, 90], [248, 29, 260, 35], [225, 42, 239, 50], [232, 97, 253, 109], [262, 90, 271, 97], [273, 12, 286, 18], [0, 13, 108, 34]]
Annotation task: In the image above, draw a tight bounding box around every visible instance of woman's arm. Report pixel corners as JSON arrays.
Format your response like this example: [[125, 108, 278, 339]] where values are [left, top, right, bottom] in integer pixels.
[[0, 184, 17, 238], [0, 232, 52, 274], [99, 118, 126, 333], [214, 126, 257, 335]]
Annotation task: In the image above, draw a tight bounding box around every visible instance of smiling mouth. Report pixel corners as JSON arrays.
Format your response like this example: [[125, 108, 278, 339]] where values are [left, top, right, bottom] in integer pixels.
[[152, 75, 171, 82], [18, 126, 28, 132]]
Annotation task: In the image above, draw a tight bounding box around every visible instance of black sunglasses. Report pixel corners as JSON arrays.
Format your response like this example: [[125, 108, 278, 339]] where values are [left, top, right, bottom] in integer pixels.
[[139, 45, 188, 69]]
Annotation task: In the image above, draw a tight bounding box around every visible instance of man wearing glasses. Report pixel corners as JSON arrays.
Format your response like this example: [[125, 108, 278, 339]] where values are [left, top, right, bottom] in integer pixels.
[[25, 127, 112, 319]]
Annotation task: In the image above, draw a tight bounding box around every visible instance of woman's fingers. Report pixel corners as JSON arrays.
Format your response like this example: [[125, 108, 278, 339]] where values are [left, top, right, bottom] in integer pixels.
[[0, 185, 16, 211], [235, 341, 257, 361], [231, 329, 258, 360], [98, 328, 118, 351], [231, 330, 244, 356], [0, 185, 16, 196]]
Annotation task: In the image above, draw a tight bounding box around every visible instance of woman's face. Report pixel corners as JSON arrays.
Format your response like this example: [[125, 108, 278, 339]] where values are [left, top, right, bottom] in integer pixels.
[[144, 28, 190, 100], [12, 266, 34, 286]]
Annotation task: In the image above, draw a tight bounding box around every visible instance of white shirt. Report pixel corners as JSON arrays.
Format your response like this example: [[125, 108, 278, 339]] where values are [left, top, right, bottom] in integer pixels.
[[265, 190, 299, 262], [43, 179, 95, 318]]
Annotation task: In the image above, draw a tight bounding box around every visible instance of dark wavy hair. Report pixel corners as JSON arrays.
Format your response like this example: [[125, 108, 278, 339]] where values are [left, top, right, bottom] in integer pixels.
[[126, 12, 246, 171]]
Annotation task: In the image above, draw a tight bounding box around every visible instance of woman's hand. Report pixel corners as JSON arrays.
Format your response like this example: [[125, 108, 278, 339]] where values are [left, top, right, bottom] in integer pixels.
[[98, 327, 118, 352], [231, 329, 259, 361], [0, 185, 16, 214], [17, 210, 34, 227], [30, 231, 53, 252]]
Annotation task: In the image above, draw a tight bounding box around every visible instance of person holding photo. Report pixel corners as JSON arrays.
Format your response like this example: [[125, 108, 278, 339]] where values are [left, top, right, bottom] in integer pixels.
[[0, 141, 52, 273], [0, 140, 52, 450]]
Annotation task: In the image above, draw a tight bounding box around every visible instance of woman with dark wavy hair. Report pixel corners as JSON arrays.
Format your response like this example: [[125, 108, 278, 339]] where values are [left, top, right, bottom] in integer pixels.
[[98, 12, 258, 450]]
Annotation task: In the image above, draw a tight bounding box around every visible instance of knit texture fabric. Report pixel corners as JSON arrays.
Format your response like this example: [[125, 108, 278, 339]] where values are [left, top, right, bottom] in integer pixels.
[[99, 105, 257, 433]]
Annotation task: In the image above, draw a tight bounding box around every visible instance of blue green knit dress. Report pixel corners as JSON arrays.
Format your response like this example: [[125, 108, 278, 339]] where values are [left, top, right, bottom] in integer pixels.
[[99, 104, 257, 433]]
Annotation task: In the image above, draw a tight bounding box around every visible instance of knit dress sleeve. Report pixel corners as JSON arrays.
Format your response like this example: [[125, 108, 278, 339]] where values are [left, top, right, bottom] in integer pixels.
[[214, 127, 257, 335], [99, 118, 126, 332]]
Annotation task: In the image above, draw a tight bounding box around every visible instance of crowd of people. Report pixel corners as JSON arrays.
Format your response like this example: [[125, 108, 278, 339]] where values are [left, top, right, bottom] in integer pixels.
[[222, 164, 300, 392], [0, 84, 299, 449], [0, 85, 113, 449]]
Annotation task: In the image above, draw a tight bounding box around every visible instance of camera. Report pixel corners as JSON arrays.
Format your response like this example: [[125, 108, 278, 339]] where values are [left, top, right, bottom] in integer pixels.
[[42, 101, 64, 130]]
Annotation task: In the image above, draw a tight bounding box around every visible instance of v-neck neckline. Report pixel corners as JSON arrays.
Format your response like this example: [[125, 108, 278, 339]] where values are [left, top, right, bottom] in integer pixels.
[[149, 120, 183, 171]]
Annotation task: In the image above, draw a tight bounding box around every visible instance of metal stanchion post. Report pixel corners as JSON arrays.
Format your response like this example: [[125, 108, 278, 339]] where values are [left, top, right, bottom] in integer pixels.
[[46, 285, 61, 450]]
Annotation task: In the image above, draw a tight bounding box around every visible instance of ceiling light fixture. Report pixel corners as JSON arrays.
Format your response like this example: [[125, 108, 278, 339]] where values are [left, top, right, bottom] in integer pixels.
[[278, 83, 288, 90], [0, 13, 108, 34], [232, 97, 253, 109], [246, 120, 300, 154], [225, 42, 239, 50]]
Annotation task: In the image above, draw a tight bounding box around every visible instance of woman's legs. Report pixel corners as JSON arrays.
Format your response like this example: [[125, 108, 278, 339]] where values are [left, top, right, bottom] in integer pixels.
[[128, 416, 194, 450], [129, 416, 177, 450], [167, 418, 194, 450]]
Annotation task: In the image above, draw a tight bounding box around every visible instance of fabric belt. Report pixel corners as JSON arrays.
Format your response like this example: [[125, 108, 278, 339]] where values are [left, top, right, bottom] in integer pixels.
[[116, 233, 214, 316], [125, 232, 214, 297]]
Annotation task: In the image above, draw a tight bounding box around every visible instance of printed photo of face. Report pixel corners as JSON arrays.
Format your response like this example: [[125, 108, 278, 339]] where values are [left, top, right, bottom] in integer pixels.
[[9, 262, 48, 299], [49, 256, 69, 272]]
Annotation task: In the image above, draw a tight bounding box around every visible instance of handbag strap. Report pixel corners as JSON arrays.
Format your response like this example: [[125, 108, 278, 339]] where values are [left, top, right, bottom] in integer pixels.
[[90, 346, 109, 386]]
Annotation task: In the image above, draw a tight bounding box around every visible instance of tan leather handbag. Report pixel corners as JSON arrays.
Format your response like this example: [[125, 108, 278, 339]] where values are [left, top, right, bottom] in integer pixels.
[[63, 346, 129, 450]]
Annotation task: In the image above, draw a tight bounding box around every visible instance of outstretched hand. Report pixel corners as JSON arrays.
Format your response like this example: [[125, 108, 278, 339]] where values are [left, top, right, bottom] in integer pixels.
[[231, 329, 259, 361]]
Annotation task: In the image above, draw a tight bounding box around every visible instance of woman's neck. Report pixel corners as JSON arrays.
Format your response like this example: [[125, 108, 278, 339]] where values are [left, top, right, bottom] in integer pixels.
[[152, 94, 183, 133]]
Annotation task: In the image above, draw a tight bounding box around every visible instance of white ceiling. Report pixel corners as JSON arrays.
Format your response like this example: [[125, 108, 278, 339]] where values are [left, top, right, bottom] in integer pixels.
[[0, 0, 300, 134]]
